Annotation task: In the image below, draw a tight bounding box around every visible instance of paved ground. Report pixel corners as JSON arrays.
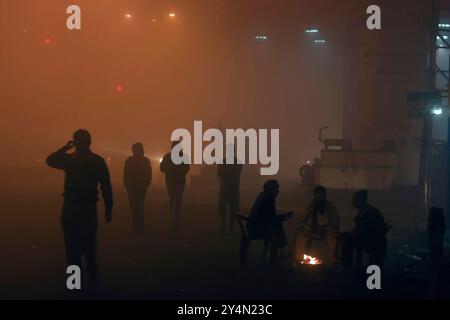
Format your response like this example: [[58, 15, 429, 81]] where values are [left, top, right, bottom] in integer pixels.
[[0, 179, 446, 300]]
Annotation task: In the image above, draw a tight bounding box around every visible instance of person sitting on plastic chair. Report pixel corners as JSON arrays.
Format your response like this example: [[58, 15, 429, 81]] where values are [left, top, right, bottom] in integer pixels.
[[341, 190, 389, 270], [244, 180, 293, 266]]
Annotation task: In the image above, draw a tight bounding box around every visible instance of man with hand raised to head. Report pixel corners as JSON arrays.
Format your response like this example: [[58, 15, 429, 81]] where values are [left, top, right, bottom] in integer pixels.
[[47, 129, 113, 286]]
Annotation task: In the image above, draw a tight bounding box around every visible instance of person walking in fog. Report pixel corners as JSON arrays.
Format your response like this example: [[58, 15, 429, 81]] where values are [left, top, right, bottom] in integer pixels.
[[217, 144, 242, 232], [160, 141, 190, 232], [124, 143, 152, 233], [46, 129, 113, 285]]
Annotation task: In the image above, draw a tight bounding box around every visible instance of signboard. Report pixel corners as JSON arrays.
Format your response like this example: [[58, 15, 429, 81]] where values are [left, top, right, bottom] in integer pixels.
[[406, 90, 442, 118]]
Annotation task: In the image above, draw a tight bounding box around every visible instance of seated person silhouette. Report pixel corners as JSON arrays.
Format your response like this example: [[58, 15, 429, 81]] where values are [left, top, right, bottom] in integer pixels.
[[295, 185, 339, 264], [342, 190, 389, 269], [244, 180, 293, 265]]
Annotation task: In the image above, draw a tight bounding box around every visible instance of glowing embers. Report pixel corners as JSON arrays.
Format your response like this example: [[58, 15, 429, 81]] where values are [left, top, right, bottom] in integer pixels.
[[300, 254, 322, 265]]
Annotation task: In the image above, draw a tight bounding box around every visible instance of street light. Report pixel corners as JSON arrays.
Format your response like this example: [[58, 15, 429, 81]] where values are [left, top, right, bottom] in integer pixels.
[[43, 36, 52, 45], [431, 107, 443, 115], [115, 84, 124, 93]]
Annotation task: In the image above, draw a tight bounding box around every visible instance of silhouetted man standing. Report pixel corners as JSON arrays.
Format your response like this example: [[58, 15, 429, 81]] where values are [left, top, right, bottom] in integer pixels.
[[217, 145, 242, 232], [46, 129, 113, 285], [160, 141, 190, 231], [124, 143, 152, 233]]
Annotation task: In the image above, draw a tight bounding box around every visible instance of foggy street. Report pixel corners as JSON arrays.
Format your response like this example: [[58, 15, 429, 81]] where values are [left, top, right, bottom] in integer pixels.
[[0, 179, 434, 300], [1, 0, 450, 305]]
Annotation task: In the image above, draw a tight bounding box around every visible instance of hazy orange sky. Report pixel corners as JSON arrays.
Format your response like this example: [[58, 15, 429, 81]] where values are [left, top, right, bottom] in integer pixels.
[[0, 0, 360, 177]]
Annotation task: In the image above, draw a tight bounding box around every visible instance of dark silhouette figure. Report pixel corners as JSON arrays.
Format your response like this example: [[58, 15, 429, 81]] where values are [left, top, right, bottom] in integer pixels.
[[296, 185, 339, 264], [160, 141, 190, 231], [245, 180, 293, 265], [342, 190, 388, 269], [217, 146, 243, 232], [428, 207, 446, 298], [124, 143, 152, 233], [46, 129, 113, 284]]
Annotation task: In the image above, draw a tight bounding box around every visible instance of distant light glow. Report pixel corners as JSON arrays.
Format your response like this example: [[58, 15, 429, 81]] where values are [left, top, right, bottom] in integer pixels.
[[159, 158, 163, 163], [125, 13, 132, 19], [115, 84, 124, 93], [255, 35, 268, 40], [437, 35, 449, 40], [152, 18, 157, 23], [305, 29, 319, 33], [43, 36, 52, 45], [439, 23, 450, 28], [431, 107, 443, 115], [169, 12, 176, 18], [314, 39, 326, 44]]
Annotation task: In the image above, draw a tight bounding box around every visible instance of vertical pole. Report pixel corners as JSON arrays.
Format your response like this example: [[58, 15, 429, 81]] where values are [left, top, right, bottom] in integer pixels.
[[447, 54, 450, 232], [417, 0, 439, 231], [447, 115, 450, 229]]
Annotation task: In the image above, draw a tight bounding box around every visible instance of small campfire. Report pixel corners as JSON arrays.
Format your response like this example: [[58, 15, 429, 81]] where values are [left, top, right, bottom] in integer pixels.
[[300, 254, 322, 265]]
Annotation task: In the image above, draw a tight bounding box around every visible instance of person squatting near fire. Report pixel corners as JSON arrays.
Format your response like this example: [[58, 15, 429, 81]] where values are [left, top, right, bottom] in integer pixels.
[[46, 129, 113, 285], [247, 180, 293, 265], [342, 190, 388, 269], [295, 185, 340, 264]]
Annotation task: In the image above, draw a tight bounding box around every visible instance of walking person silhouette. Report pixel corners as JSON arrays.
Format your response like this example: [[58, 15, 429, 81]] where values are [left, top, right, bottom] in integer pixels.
[[124, 143, 152, 233], [160, 140, 190, 232]]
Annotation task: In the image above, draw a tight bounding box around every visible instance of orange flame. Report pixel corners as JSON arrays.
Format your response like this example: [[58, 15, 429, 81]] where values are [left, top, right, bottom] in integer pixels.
[[301, 254, 322, 265]]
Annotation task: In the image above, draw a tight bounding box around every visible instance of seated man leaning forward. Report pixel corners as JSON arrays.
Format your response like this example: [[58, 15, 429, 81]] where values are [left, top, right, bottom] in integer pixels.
[[247, 180, 293, 264], [296, 185, 339, 264]]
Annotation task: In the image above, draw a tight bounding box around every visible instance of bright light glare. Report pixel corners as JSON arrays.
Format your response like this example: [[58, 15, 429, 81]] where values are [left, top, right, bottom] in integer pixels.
[[255, 35, 268, 40], [125, 13, 132, 19], [43, 36, 52, 45], [115, 84, 124, 93], [169, 13, 176, 18], [305, 29, 319, 33], [431, 108, 443, 115]]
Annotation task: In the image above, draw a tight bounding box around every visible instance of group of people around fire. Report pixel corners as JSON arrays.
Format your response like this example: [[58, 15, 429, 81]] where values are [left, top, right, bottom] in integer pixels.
[[47, 129, 389, 285]]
